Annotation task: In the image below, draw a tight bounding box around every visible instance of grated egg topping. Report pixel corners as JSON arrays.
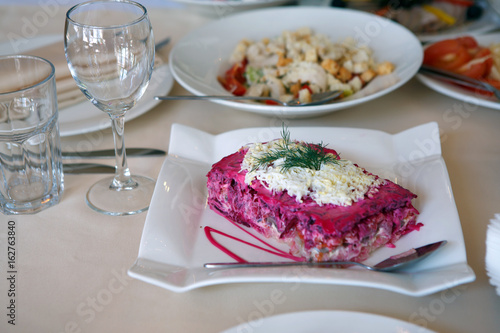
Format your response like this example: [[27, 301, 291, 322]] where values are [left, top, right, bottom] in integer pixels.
[[241, 139, 384, 206]]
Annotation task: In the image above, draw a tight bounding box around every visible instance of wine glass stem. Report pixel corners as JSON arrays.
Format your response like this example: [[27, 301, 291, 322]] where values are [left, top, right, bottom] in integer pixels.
[[110, 113, 137, 190]]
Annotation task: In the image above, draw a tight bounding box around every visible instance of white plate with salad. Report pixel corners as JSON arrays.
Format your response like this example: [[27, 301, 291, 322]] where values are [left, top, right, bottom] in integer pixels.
[[128, 122, 475, 295], [417, 32, 500, 110], [331, 0, 500, 42], [169, 0, 293, 17], [169, 6, 423, 118], [416, 1, 500, 43]]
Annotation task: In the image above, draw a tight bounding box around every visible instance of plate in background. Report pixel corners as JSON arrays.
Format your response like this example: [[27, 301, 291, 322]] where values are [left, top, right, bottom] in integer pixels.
[[169, 6, 423, 118], [413, 0, 500, 42], [417, 33, 500, 110], [0, 35, 174, 137], [169, 0, 294, 17], [219, 310, 437, 333]]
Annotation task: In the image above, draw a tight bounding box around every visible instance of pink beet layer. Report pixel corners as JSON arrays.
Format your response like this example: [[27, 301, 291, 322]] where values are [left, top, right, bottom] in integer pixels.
[[207, 147, 421, 262]]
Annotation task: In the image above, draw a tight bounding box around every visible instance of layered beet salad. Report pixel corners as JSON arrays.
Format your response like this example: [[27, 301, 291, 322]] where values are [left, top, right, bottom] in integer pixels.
[[206, 129, 422, 263]]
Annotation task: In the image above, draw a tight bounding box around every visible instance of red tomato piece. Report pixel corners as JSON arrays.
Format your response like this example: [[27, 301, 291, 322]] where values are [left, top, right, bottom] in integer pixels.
[[424, 38, 472, 71], [483, 78, 500, 89], [476, 78, 500, 97], [457, 48, 493, 79], [219, 60, 248, 96], [265, 99, 280, 105], [301, 84, 313, 94], [425, 36, 500, 95], [456, 36, 479, 49]]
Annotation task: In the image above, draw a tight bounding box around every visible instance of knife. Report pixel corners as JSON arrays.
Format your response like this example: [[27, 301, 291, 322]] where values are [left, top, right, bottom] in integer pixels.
[[62, 148, 166, 159], [155, 36, 171, 51], [63, 163, 115, 174]]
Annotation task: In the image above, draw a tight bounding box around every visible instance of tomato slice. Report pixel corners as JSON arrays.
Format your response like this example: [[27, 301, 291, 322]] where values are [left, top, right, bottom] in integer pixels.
[[223, 77, 247, 96], [474, 78, 500, 96], [455, 36, 479, 49], [483, 78, 500, 89], [425, 36, 500, 96], [424, 38, 472, 71], [457, 48, 493, 79], [265, 99, 280, 105], [301, 84, 313, 94], [219, 60, 248, 96]]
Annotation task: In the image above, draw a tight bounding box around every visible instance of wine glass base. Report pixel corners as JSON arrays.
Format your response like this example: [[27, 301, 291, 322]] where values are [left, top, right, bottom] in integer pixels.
[[86, 175, 156, 216]]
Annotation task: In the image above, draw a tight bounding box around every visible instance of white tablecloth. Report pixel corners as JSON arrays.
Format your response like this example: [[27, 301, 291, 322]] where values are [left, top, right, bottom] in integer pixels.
[[0, 4, 499, 333]]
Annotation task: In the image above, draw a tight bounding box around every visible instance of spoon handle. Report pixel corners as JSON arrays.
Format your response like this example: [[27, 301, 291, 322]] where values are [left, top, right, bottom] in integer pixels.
[[204, 261, 368, 269], [204, 240, 447, 272], [155, 95, 281, 104]]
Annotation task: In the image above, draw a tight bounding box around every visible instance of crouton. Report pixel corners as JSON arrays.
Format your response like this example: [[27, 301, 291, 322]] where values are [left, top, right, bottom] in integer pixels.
[[321, 59, 340, 75], [277, 52, 294, 67], [336, 67, 352, 82], [289, 81, 302, 97], [376, 61, 395, 75], [360, 69, 377, 83]]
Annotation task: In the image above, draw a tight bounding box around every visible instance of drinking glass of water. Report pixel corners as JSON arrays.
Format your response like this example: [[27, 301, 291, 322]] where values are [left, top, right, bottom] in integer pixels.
[[0, 55, 64, 215]]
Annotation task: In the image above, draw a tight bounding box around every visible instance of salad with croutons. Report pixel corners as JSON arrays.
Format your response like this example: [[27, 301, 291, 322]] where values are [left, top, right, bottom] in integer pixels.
[[218, 27, 395, 105]]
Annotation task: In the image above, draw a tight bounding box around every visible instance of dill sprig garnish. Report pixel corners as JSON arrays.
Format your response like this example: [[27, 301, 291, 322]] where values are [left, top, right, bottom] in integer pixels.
[[252, 126, 339, 172]]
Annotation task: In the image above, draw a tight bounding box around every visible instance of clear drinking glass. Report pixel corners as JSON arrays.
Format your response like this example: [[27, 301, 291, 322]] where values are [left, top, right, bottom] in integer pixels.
[[64, 0, 155, 216], [0, 55, 64, 214]]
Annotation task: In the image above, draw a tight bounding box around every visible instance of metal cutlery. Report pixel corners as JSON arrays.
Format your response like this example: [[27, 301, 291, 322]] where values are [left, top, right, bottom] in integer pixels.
[[62, 148, 166, 159], [155, 90, 343, 107], [155, 37, 171, 51], [419, 65, 500, 100], [63, 163, 115, 174], [205, 240, 447, 272]]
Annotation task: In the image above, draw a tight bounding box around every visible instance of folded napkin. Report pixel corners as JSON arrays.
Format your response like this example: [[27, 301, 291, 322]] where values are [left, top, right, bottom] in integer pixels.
[[0, 58, 52, 93], [20, 40, 164, 110], [486, 214, 500, 296], [21, 40, 85, 108], [18, 40, 86, 109]]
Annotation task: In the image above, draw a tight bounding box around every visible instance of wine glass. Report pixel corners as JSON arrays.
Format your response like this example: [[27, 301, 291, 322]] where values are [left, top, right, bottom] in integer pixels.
[[64, 0, 155, 216]]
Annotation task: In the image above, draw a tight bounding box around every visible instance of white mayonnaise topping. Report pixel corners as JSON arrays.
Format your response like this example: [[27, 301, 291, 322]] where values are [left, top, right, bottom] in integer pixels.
[[241, 139, 384, 206]]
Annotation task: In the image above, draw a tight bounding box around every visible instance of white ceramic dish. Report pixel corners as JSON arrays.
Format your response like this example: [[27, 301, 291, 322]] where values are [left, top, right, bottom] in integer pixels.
[[489, 0, 500, 16], [0, 35, 174, 137], [128, 122, 475, 295], [169, 0, 293, 17], [417, 33, 500, 110], [417, 0, 500, 42], [218, 310, 437, 333], [169, 6, 423, 118]]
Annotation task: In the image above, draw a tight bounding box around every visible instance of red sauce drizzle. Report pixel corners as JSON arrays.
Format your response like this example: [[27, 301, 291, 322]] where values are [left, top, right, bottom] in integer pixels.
[[204, 221, 304, 263]]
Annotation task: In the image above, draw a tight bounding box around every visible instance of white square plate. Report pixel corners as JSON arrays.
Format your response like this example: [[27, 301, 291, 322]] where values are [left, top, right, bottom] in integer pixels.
[[128, 122, 475, 296]]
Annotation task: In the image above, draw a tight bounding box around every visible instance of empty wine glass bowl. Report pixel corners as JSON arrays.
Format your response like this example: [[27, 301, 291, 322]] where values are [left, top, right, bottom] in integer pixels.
[[64, 0, 156, 216]]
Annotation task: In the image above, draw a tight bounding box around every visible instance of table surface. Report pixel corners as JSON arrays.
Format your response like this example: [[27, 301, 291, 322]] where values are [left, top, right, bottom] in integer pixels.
[[1, 4, 500, 333]]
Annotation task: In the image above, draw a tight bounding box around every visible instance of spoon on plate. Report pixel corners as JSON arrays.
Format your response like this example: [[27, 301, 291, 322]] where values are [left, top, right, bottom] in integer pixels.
[[155, 90, 343, 107], [204, 240, 447, 272]]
